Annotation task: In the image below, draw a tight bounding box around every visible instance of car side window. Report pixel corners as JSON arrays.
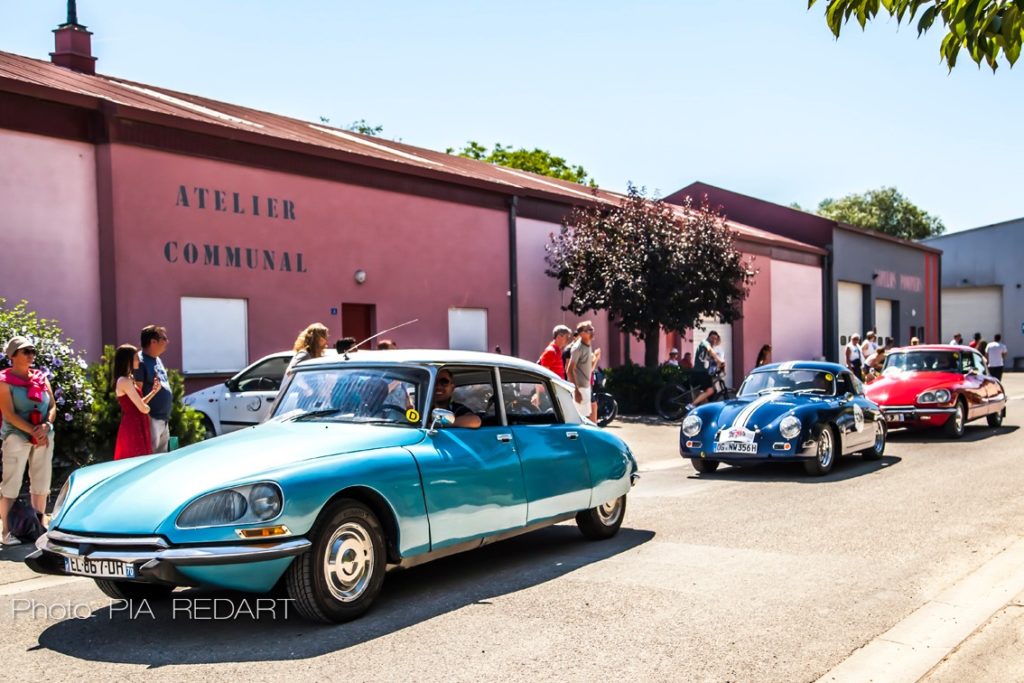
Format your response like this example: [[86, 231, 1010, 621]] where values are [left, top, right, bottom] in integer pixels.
[[449, 367, 499, 426], [235, 356, 290, 392], [847, 372, 865, 396], [972, 353, 987, 374], [499, 368, 561, 426], [836, 372, 853, 396]]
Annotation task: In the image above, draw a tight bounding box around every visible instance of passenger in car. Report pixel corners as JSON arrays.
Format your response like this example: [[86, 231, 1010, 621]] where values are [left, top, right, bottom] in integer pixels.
[[431, 368, 482, 429]]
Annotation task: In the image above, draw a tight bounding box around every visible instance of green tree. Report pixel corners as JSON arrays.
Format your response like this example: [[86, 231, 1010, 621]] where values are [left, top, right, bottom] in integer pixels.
[[816, 186, 945, 239], [348, 119, 384, 136], [808, 0, 1023, 70], [447, 141, 597, 186], [546, 186, 755, 368]]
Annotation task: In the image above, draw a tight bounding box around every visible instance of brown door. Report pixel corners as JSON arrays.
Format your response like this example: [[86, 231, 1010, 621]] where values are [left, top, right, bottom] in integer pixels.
[[341, 303, 376, 347]]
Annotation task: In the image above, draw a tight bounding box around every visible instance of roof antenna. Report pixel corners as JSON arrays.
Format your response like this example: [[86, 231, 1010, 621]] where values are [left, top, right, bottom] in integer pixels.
[[345, 319, 419, 359]]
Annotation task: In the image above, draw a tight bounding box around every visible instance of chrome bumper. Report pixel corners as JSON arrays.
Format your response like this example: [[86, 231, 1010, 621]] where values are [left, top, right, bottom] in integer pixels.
[[880, 405, 957, 421], [26, 529, 311, 584]]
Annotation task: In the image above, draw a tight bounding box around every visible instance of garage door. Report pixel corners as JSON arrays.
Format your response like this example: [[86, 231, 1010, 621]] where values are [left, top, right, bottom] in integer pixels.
[[941, 287, 1002, 344], [698, 317, 733, 388], [874, 299, 894, 346], [838, 281, 864, 359]]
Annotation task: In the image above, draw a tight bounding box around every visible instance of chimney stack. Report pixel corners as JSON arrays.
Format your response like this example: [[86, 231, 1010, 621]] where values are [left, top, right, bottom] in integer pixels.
[[50, 1, 96, 74]]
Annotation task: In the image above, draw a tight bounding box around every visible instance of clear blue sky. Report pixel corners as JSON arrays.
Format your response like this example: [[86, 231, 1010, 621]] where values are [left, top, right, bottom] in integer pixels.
[[2, 1, 1021, 232]]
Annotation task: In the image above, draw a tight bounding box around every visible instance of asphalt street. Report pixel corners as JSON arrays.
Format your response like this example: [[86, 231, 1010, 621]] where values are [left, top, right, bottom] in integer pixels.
[[1, 375, 1022, 682]]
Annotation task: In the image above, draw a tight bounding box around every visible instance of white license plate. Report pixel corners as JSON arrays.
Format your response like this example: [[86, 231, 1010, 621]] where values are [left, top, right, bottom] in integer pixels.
[[716, 441, 757, 454], [64, 556, 136, 579], [885, 414, 905, 423]]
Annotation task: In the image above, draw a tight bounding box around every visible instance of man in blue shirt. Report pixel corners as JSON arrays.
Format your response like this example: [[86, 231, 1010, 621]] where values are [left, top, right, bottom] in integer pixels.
[[138, 325, 173, 453]]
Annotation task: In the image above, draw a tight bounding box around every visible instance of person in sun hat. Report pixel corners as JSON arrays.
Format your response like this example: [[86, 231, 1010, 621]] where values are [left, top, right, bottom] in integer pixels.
[[0, 336, 56, 545]]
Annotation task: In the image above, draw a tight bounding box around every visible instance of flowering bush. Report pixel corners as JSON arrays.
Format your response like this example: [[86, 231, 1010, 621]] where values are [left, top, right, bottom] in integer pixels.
[[0, 298, 95, 468]]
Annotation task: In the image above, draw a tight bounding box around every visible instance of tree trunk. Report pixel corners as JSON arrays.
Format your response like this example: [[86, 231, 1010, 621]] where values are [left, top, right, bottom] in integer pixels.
[[644, 327, 661, 368]]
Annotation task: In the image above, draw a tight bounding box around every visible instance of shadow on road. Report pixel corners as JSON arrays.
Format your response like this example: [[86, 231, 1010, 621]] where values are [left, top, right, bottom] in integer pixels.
[[0, 543, 39, 565], [887, 424, 1018, 444], [687, 454, 902, 484], [33, 525, 654, 665]]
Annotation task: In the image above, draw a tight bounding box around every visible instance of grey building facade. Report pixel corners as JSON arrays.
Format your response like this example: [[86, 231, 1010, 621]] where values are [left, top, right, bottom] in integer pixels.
[[924, 218, 1024, 370]]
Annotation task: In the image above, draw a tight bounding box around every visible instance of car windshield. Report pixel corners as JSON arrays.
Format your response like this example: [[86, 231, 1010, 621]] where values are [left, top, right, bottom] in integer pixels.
[[739, 368, 836, 397], [271, 366, 429, 427], [884, 351, 961, 373]]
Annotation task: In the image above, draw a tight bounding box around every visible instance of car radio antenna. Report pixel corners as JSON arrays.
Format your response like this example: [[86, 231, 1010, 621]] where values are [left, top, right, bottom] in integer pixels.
[[345, 318, 419, 359]]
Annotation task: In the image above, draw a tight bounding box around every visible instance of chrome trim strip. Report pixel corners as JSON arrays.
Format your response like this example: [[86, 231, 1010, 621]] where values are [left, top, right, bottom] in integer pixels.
[[881, 406, 957, 415], [36, 532, 310, 566], [47, 530, 169, 548]]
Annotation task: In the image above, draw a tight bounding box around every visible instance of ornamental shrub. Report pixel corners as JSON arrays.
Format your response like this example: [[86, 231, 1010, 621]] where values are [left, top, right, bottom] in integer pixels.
[[0, 299, 95, 471], [89, 344, 206, 460]]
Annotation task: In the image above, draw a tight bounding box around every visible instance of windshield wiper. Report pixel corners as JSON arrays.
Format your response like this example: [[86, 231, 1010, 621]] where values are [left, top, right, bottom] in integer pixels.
[[291, 408, 345, 422], [793, 389, 828, 395], [757, 388, 784, 395]]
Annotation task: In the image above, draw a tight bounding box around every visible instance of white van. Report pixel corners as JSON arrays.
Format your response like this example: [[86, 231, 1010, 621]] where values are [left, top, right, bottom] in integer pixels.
[[183, 351, 293, 438]]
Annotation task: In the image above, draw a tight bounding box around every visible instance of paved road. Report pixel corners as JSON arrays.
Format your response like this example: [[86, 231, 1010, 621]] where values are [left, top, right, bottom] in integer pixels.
[[1, 376, 1022, 682]]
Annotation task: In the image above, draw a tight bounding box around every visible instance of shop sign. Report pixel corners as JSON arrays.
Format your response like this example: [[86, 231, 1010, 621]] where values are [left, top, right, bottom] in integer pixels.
[[163, 242, 306, 273]]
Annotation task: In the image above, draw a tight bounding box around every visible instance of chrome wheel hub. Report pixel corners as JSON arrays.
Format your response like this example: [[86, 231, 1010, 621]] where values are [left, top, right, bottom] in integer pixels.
[[955, 406, 964, 432], [874, 422, 885, 451], [596, 497, 623, 527], [818, 429, 833, 468], [323, 522, 374, 602]]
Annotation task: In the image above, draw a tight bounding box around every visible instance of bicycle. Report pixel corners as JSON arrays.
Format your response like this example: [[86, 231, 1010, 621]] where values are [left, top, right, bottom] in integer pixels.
[[655, 371, 733, 421], [592, 368, 618, 427]]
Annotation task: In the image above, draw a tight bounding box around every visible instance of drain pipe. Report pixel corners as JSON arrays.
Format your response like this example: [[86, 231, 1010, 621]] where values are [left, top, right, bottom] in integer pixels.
[[507, 195, 519, 357]]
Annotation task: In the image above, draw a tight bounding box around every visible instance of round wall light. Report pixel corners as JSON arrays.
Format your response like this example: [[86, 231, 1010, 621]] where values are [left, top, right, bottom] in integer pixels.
[[354, 269, 367, 284]]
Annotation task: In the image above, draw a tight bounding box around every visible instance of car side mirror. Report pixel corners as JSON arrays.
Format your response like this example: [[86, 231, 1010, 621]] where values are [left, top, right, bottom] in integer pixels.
[[428, 409, 455, 434], [224, 379, 235, 392]]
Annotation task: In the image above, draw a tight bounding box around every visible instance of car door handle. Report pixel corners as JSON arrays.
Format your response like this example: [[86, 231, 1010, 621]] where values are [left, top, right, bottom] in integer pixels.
[[566, 431, 579, 440], [496, 433, 513, 443], [266, 397, 276, 403]]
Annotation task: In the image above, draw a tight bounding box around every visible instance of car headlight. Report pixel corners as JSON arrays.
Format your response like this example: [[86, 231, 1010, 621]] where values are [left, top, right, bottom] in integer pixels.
[[780, 415, 802, 440], [177, 483, 283, 528], [51, 480, 70, 521], [916, 388, 952, 404], [682, 414, 703, 437]]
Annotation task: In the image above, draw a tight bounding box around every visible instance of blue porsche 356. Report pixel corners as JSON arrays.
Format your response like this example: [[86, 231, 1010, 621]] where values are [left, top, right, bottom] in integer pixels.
[[679, 361, 886, 476], [26, 351, 638, 623]]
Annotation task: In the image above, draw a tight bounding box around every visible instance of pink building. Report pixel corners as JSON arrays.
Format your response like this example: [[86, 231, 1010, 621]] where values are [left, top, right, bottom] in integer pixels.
[[0, 12, 828, 391]]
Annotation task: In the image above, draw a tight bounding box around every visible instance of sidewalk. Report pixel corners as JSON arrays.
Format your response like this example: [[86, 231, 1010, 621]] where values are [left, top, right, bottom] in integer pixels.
[[921, 588, 1024, 682]]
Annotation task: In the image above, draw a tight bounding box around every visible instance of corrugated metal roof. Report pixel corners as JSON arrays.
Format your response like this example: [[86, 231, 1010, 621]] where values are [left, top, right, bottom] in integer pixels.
[[0, 49, 823, 255]]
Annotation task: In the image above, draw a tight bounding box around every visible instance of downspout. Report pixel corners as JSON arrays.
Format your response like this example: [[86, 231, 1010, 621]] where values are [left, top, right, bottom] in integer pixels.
[[507, 195, 519, 357], [935, 254, 942, 344], [823, 245, 834, 362]]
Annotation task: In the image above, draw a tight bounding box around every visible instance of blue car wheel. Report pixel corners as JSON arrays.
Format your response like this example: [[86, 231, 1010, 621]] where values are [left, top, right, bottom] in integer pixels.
[[691, 458, 720, 474], [286, 499, 387, 623], [803, 425, 837, 477]]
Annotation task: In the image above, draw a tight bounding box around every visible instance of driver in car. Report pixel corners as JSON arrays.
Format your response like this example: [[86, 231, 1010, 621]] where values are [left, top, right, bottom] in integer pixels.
[[431, 368, 482, 429]]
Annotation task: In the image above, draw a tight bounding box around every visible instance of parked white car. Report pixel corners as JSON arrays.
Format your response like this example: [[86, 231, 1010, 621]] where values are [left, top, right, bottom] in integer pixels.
[[183, 351, 294, 437]]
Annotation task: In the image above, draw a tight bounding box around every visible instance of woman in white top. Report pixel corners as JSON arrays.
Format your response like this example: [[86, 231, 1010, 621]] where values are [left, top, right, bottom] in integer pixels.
[[860, 331, 878, 361], [845, 333, 864, 379]]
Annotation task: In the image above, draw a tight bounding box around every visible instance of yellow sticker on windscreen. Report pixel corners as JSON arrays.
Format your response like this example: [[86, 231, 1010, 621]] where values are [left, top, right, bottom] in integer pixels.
[[952, 352, 959, 359], [825, 373, 833, 381], [406, 409, 421, 423]]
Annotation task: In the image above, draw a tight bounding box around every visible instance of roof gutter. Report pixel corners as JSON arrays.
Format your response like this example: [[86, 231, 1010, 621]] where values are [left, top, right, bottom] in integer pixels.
[[508, 195, 519, 357]]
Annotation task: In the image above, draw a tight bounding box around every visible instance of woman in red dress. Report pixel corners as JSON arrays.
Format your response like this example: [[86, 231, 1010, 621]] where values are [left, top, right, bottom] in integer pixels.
[[112, 344, 161, 460]]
